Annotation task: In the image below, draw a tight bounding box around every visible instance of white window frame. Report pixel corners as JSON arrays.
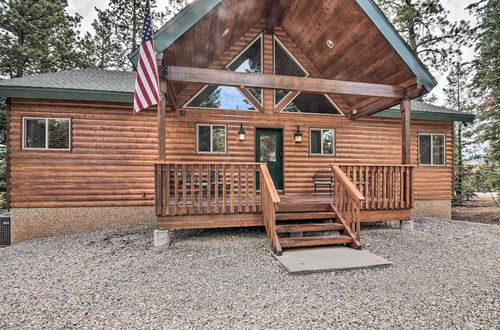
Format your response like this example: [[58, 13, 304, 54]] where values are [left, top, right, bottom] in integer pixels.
[[184, 34, 263, 111], [418, 133, 446, 166], [196, 124, 227, 154], [22, 117, 71, 151], [273, 36, 344, 116], [273, 36, 309, 107], [310, 128, 335, 156]]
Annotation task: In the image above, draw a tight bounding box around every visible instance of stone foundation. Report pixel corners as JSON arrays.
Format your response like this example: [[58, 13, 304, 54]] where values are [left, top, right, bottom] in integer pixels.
[[412, 200, 452, 220], [10, 206, 156, 243]]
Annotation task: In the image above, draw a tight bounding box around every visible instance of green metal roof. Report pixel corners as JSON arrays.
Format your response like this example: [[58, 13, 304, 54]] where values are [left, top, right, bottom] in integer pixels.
[[374, 100, 475, 122], [0, 69, 472, 122]]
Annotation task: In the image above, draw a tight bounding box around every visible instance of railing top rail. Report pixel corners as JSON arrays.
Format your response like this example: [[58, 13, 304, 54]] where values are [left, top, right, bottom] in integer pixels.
[[156, 162, 264, 165], [333, 163, 417, 167], [259, 164, 281, 203], [331, 165, 366, 202]]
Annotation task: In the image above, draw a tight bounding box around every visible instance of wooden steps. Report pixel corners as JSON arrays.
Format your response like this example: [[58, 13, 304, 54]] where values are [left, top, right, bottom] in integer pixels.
[[274, 205, 357, 249], [279, 235, 353, 248], [275, 211, 337, 221], [276, 223, 344, 233]]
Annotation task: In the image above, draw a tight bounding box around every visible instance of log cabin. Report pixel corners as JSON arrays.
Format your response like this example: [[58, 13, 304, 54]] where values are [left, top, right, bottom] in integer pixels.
[[0, 0, 474, 252]]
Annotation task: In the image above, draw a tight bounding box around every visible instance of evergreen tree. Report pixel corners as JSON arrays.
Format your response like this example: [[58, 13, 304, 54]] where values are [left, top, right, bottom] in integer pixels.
[[375, 0, 469, 70], [467, 0, 499, 164], [0, 0, 90, 78], [80, 10, 122, 70], [93, 0, 189, 70], [444, 59, 475, 204]]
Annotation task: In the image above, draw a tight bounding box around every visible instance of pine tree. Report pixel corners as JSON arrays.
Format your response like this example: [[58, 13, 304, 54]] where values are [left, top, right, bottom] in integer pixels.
[[467, 0, 499, 164], [81, 10, 122, 70], [444, 59, 475, 204], [0, 0, 90, 78], [375, 0, 469, 70], [93, 0, 189, 70]]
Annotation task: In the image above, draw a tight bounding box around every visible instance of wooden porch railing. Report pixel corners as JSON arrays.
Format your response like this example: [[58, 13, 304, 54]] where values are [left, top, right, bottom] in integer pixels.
[[155, 162, 261, 217], [338, 164, 415, 210], [330, 165, 365, 243], [259, 164, 281, 254]]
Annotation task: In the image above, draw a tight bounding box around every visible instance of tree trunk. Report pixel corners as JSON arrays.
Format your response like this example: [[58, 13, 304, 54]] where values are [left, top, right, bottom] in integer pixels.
[[405, 0, 418, 51]]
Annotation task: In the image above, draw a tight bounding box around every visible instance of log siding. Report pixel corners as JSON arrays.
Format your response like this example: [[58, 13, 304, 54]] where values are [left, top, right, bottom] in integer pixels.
[[8, 98, 452, 208]]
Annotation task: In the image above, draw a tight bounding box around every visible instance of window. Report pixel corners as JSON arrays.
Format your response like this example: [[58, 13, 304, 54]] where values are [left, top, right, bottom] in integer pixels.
[[282, 93, 342, 115], [23, 117, 71, 150], [419, 134, 445, 165], [197, 124, 226, 153], [186, 35, 262, 110], [274, 37, 342, 115], [310, 129, 335, 155]]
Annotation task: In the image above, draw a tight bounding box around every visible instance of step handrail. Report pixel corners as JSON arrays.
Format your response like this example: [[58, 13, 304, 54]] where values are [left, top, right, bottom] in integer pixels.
[[259, 164, 281, 255], [330, 165, 365, 244]]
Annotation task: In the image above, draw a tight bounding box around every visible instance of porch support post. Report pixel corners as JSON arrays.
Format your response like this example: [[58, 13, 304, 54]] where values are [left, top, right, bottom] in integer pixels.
[[157, 57, 167, 162], [401, 90, 411, 165]]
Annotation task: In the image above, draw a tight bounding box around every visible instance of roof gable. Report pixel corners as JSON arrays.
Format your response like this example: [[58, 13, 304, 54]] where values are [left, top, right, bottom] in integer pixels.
[[129, 0, 436, 93]]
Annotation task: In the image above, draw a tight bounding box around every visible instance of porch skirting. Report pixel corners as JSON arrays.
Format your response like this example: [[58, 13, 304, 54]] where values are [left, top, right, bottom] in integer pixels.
[[10, 206, 155, 244], [412, 200, 452, 220]]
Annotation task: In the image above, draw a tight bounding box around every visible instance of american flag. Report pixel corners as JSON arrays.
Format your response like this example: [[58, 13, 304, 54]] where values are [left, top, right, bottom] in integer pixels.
[[133, 0, 160, 114]]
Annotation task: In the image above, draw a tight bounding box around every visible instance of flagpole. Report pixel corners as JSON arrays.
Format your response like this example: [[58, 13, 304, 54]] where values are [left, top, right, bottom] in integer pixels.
[[157, 55, 166, 163]]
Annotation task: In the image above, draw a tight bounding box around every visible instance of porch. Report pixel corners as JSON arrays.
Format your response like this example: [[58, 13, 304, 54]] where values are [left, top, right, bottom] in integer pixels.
[[154, 162, 414, 254]]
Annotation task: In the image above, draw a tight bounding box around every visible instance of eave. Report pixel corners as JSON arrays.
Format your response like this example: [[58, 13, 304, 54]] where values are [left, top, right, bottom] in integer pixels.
[[0, 86, 133, 104], [373, 108, 475, 123], [0, 85, 474, 122], [355, 0, 437, 92]]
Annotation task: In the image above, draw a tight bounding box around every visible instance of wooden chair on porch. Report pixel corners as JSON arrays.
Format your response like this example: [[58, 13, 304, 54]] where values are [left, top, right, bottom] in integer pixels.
[[313, 170, 333, 196]]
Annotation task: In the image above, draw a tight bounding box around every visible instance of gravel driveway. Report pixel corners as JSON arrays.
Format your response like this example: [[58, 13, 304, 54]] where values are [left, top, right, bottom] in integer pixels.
[[1, 217, 499, 329]]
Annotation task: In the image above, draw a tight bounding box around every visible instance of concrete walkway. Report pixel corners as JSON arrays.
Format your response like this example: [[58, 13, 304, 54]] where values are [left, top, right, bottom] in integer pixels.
[[274, 246, 392, 274]]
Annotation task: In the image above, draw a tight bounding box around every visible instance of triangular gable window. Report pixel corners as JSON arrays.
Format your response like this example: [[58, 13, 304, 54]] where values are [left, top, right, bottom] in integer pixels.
[[274, 37, 342, 115], [186, 35, 262, 110]]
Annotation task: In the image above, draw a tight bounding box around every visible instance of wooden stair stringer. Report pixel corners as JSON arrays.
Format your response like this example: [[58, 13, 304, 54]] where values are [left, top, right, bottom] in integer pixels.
[[329, 203, 362, 250]]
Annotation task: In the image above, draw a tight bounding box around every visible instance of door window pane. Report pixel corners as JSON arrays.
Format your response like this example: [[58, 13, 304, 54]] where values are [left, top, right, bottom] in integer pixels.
[[24, 119, 46, 148], [432, 135, 445, 165], [310, 130, 321, 154], [198, 125, 211, 152], [259, 134, 277, 162], [212, 126, 226, 153], [48, 119, 70, 149]]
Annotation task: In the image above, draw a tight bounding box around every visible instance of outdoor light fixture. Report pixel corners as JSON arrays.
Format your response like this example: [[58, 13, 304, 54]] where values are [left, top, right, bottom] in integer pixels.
[[294, 126, 303, 144], [238, 124, 246, 142]]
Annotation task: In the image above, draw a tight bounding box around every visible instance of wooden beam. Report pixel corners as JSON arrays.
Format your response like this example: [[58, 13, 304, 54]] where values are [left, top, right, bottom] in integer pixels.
[[352, 83, 423, 119], [401, 95, 411, 164], [166, 66, 405, 98], [266, 0, 291, 33], [157, 59, 167, 162]]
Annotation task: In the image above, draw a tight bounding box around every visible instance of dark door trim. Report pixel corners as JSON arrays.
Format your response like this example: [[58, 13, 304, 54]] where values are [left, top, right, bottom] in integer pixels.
[[255, 128, 283, 190]]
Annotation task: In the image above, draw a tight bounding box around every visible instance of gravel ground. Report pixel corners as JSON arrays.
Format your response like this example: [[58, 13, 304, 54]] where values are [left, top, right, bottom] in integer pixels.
[[1, 217, 499, 329]]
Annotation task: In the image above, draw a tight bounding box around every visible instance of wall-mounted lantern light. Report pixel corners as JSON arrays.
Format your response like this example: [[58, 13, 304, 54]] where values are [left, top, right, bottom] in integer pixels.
[[238, 124, 246, 142], [294, 125, 303, 144]]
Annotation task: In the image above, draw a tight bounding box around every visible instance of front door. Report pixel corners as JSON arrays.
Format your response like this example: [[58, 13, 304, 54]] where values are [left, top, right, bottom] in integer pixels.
[[256, 128, 283, 190]]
